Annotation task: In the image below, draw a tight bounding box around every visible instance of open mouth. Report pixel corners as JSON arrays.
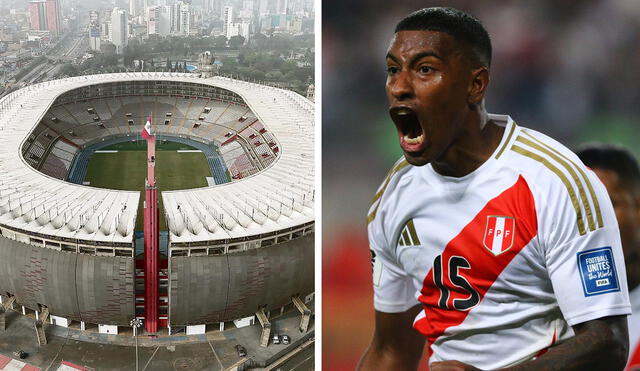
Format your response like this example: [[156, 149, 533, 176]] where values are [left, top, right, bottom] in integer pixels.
[[390, 107, 425, 151]]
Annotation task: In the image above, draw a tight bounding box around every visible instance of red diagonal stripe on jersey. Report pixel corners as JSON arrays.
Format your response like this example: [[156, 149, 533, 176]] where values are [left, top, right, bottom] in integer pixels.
[[0, 355, 11, 368], [534, 329, 556, 357], [627, 341, 640, 371], [414, 175, 538, 356]]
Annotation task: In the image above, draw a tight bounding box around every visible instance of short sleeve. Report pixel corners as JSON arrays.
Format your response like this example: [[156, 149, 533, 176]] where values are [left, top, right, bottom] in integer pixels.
[[542, 169, 631, 326], [369, 219, 418, 313]]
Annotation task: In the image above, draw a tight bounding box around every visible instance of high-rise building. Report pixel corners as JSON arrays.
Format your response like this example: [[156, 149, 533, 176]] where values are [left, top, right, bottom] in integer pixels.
[[242, 0, 254, 12], [203, 0, 213, 14], [129, 0, 141, 18], [222, 5, 249, 43], [45, 0, 62, 36], [258, 0, 268, 17], [29, 0, 62, 36], [170, 3, 179, 33], [148, 5, 171, 36], [237, 21, 250, 40], [28, 1, 47, 31], [101, 21, 111, 42], [179, 4, 190, 35], [205, 0, 224, 17], [214, 0, 223, 18], [159, 6, 171, 35], [223, 6, 233, 39], [28, 0, 62, 36], [89, 10, 101, 51], [111, 7, 128, 54], [170, 2, 190, 36], [277, 0, 288, 14]]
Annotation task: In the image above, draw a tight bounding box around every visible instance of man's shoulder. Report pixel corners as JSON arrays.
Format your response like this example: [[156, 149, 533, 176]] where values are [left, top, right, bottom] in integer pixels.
[[366, 156, 415, 225], [506, 125, 608, 235], [503, 125, 592, 190]]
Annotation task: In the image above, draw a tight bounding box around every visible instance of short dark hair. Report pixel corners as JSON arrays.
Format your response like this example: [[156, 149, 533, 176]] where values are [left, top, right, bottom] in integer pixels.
[[576, 142, 640, 193], [395, 7, 492, 68]]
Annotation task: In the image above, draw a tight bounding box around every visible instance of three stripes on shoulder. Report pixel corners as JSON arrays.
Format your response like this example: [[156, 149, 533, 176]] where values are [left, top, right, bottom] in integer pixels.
[[508, 128, 603, 236], [366, 125, 603, 238]]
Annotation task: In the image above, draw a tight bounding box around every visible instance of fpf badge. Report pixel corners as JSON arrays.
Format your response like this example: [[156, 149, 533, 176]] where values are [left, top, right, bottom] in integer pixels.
[[483, 215, 515, 256]]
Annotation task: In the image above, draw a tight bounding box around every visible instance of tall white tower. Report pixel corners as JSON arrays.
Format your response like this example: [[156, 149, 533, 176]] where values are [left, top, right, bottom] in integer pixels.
[[111, 7, 128, 54], [223, 6, 233, 39], [179, 4, 190, 35]]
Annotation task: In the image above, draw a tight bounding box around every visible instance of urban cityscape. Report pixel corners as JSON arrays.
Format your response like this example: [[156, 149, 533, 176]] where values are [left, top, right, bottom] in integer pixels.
[[0, 0, 315, 98], [0, 0, 314, 370]]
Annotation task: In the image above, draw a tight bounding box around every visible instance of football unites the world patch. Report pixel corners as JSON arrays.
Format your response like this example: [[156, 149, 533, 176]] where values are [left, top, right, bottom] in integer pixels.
[[577, 247, 620, 296], [483, 215, 516, 256]]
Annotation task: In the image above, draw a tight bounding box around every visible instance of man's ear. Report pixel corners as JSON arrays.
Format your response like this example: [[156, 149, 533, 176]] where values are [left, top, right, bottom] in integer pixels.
[[468, 67, 489, 106]]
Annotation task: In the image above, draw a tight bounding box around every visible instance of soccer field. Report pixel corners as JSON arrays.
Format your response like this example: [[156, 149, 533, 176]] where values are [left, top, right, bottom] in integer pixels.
[[85, 148, 211, 231]]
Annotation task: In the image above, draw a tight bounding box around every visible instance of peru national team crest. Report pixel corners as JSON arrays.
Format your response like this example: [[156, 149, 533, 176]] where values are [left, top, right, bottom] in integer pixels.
[[483, 216, 516, 256]]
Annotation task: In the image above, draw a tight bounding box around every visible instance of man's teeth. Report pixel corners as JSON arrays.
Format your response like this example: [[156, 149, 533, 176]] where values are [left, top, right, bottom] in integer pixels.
[[396, 108, 413, 115], [403, 133, 424, 145]]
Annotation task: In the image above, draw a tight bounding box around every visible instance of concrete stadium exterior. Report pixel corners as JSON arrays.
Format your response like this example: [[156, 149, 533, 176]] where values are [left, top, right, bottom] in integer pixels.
[[0, 72, 314, 334]]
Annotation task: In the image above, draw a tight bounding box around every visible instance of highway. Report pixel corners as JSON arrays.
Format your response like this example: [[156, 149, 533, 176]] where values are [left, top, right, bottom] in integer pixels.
[[266, 338, 315, 371], [6, 31, 89, 92]]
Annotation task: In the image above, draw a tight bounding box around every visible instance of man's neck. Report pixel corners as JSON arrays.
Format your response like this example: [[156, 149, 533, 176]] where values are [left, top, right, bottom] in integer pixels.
[[431, 116, 505, 178]]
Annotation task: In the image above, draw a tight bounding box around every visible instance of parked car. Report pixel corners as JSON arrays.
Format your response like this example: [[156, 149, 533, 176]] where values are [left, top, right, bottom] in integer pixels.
[[281, 335, 291, 345], [272, 334, 280, 344], [235, 344, 247, 357]]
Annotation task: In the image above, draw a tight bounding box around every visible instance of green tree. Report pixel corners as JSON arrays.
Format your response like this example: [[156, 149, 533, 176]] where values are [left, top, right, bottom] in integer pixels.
[[214, 35, 227, 49], [266, 71, 283, 80], [60, 63, 78, 77], [253, 33, 268, 49], [249, 70, 265, 81], [229, 35, 246, 49]]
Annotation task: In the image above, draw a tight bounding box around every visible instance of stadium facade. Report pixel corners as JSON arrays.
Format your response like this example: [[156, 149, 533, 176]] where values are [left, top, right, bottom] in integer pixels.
[[0, 72, 314, 334]]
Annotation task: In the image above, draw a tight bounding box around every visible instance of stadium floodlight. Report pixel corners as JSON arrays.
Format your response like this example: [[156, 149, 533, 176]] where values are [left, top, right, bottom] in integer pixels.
[[130, 318, 143, 371]]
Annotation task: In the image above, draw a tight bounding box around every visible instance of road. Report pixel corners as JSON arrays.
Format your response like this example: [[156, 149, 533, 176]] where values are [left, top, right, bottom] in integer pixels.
[[6, 31, 88, 93], [266, 339, 315, 371], [277, 345, 314, 371], [60, 34, 88, 61], [0, 308, 316, 371]]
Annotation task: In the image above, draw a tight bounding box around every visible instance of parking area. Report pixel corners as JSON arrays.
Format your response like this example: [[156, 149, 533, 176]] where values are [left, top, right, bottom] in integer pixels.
[[0, 305, 314, 370]]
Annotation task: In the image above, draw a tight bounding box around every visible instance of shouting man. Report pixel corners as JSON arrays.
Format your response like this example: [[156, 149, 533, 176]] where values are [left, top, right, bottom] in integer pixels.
[[359, 7, 631, 371]]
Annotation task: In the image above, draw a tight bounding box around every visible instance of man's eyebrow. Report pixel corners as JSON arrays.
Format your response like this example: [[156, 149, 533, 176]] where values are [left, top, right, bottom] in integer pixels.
[[385, 51, 444, 65], [411, 51, 443, 64], [386, 52, 400, 64]]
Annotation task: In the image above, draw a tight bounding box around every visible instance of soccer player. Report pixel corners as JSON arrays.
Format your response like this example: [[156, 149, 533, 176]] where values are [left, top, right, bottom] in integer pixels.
[[576, 144, 640, 371], [358, 7, 631, 371]]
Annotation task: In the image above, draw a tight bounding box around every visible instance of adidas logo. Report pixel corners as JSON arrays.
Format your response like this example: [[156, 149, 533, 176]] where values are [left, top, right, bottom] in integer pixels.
[[398, 219, 421, 246]]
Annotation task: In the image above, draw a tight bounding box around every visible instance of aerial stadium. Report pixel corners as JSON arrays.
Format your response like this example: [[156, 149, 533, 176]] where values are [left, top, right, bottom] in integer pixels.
[[0, 72, 314, 340]]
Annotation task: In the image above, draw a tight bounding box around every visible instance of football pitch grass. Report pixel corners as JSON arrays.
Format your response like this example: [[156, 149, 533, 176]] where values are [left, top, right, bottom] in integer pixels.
[[85, 144, 211, 231]]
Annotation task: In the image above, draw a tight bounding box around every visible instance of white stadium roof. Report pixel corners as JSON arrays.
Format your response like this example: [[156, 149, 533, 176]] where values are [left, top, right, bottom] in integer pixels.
[[0, 72, 314, 245]]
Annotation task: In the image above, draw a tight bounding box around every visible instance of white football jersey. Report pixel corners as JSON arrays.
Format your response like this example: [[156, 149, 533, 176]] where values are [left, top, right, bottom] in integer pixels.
[[368, 114, 632, 369]]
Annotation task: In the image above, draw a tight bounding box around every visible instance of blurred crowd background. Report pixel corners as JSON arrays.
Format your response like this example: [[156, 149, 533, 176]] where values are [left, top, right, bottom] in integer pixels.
[[322, 0, 640, 369]]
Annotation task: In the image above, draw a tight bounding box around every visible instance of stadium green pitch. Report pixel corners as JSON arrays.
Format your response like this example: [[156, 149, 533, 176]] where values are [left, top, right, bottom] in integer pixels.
[[84, 140, 212, 231]]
